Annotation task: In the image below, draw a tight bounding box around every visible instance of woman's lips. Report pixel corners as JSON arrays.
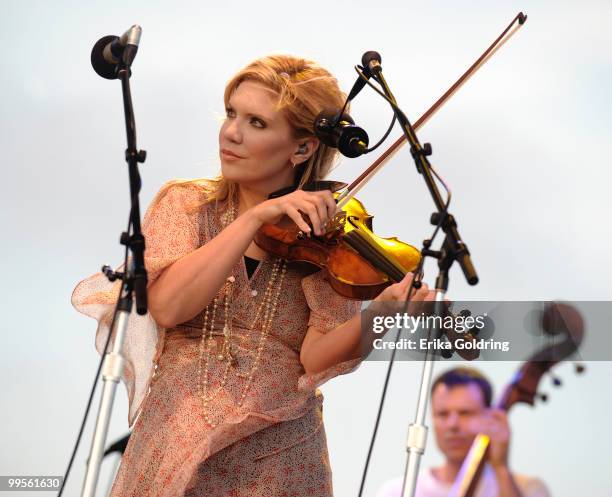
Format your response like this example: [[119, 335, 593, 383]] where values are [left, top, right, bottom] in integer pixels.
[[220, 149, 244, 160]]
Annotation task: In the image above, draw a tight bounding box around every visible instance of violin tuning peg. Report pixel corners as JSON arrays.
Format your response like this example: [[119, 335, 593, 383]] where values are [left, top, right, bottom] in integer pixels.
[[537, 392, 548, 403], [574, 363, 586, 374]]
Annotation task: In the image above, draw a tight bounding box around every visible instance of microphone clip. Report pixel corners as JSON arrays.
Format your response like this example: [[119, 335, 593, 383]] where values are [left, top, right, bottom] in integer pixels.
[[314, 110, 369, 158], [410, 143, 433, 159]]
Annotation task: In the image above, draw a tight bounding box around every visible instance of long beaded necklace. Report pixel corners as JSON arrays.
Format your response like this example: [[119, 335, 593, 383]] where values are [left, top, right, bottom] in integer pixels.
[[196, 194, 287, 427]]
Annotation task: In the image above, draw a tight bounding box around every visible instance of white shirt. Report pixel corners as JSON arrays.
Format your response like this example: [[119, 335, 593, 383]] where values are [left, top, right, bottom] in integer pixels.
[[376, 465, 551, 497]]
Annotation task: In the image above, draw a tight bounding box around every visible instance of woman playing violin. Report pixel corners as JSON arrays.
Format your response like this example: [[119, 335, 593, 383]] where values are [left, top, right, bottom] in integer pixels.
[[73, 54, 435, 497]]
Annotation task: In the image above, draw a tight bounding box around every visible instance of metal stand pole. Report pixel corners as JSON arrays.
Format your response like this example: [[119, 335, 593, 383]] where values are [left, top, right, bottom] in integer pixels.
[[81, 300, 131, 497], [400, 290, 445, 497]]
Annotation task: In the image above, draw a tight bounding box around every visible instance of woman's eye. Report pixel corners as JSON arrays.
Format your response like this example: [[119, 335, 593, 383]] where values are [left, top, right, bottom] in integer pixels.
[[250, 118, 266, 129], [225, 108, 235, 118]]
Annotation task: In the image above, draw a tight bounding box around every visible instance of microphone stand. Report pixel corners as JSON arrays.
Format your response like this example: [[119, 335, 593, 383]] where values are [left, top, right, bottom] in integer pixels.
[[80, 59, 148, 497], [369, 63, 478, 497]]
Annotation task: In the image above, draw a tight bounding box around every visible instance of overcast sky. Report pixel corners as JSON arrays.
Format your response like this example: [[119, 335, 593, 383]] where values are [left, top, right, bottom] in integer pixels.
[[1, 1, 611, 496]]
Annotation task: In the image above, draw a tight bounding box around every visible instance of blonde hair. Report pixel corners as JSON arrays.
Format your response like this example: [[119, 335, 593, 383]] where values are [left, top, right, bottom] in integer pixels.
[[181, 54, 347, 207]]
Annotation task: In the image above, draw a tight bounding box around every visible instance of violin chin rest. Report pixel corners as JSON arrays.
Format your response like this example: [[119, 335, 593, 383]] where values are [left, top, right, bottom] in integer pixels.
[[302, 180, 348, 193]]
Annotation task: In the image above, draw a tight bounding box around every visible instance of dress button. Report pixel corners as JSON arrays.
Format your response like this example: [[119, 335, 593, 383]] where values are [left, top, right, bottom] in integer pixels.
[[251, 289, 258, 297]]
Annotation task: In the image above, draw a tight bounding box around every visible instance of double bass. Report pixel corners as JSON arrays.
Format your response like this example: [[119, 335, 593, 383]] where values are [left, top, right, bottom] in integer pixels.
[[449, 303, 585, 497]]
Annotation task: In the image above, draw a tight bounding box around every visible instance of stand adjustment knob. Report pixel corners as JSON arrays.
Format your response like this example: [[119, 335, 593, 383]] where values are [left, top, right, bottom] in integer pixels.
[[410, 143, 432, 158], [125, 149, 147, 163]]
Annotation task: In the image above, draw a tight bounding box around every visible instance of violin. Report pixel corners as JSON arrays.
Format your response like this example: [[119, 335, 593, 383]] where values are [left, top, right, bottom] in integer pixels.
[[256, 180, 421, 300], [449, 302, 585, 497], [254, 13, 528, 301]]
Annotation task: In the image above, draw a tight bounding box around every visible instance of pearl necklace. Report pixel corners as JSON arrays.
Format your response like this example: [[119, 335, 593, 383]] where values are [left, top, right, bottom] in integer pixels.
[[196, 195, 287, 427]]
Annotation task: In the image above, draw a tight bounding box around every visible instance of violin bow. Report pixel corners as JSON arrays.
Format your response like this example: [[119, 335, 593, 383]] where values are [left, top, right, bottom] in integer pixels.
[[336, 12, 528, 209]]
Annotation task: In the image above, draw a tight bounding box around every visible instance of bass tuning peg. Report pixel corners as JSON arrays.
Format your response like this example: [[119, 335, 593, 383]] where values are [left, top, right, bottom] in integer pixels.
[[549, 374, 562, 387]]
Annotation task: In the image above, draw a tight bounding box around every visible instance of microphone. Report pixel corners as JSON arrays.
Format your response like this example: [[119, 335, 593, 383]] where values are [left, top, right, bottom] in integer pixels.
[[361, 50, 382, 76], [345, 50, 381, 101], [314, 110, 369, 158], [91, 25, 142, 79]]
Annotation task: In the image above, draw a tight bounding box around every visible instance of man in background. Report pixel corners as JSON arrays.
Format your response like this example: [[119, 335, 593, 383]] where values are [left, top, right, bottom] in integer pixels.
[[376, 367, 550, 497]]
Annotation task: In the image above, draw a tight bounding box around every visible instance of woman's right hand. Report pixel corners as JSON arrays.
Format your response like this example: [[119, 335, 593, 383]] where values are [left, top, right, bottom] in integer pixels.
[[251, 189, 337, 236]]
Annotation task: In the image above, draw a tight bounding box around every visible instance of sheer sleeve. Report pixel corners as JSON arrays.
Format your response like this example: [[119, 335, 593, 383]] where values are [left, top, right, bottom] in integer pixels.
[[297, 270, 363, 392], [71, 180, 208, 426]]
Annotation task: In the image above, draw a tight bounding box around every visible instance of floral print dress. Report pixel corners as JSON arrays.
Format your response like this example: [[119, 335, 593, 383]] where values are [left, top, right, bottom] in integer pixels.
[[72, 179, 363, 496]]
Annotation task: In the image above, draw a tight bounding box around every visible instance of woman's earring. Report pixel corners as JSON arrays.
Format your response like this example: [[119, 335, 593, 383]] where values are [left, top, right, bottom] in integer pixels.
[[291, 144, 307, 168]]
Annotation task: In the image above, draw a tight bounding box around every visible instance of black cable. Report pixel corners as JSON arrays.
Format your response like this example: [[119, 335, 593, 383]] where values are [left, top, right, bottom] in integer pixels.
[[354, 66, 410, 125], [366, 113, 397, 154], [354, 64, 453, 238], [333, 70, 397, 155], [356, 281, 419, 497], [347, 65, 398, 154], [425, 165, 452, 245]]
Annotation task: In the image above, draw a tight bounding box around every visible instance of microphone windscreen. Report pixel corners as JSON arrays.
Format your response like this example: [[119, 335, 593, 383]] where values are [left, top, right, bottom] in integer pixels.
[[361, 50, 382, 68], [91, 35, 120, 80]]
